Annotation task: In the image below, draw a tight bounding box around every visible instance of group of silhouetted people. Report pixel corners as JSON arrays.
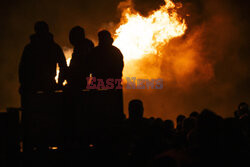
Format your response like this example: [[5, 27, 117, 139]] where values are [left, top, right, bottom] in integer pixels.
[[16, 99, 250, 167], [19, 21, 124, 107], [16, 21, 250, 167], [18, 21, 125, 167]]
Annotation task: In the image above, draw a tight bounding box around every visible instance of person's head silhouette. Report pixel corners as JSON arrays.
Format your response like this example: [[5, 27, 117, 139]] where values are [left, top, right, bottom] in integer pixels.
[[98, 30, 113, 46], [164, 120, 174, 130], [235, 102, 249, 119], [34, 21, 49, 34], [190, 111, 199, 118], [69, 26, 85, 46], [176, 115, 185, 124], [238, 102, 248, 111], [129, 99, 144, 121]]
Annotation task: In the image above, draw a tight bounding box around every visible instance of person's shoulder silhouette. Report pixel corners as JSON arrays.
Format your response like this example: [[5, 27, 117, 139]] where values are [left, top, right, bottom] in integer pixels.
[[19, 21, 67, 101], [67, 26, 94, 89]]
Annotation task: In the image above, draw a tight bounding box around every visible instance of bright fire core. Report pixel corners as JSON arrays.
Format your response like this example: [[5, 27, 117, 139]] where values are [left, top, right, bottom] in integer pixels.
[[113, 0, 187, 62]]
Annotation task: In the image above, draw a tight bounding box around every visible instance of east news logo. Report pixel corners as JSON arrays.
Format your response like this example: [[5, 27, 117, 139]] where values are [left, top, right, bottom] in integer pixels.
[[86, 77, 163, 89]]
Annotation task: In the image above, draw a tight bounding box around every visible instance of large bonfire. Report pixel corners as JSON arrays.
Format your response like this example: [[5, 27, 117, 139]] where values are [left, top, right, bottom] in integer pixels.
[[56, 0, 187, 84]]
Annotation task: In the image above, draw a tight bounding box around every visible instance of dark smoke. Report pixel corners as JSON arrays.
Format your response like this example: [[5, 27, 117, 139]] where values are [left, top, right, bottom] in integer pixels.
[[124, 0, 250, 119]]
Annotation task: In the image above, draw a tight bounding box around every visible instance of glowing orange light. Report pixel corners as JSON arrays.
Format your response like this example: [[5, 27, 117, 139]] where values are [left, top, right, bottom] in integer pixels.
[[113, 0, 187, 62], [49, 146, 58, 150], [56, 0, 187, 84], [113, 0, 187, 79], [55, 49, 72, 85]]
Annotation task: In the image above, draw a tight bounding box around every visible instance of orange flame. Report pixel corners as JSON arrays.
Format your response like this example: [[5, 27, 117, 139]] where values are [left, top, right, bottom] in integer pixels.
[[55, 48, 72, 85], [113, 0, 187, 79], [56, 0, 187, 85]]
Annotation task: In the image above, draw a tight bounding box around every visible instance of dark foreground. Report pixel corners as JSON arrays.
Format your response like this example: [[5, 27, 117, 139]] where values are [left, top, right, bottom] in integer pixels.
[[0, 91, 250, 167]]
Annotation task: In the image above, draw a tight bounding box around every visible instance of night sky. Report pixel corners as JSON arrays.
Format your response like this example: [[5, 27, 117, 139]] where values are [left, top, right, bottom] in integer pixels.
[[0, 0, 249, 119]]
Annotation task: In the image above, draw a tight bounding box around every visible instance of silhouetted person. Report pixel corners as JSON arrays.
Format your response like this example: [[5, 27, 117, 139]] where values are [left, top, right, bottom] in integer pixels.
[[90, 30, 124, 85], [63, 27, 94, 153], [86, 30, 124, 131], [190, 111, 199, 119], [187, 109, 224, 166], [19, 21, 67, 107], [67, 26, 94, 90], [222, 118, 250, 167], [234, 102, 249, 119], [176, 115, 185, 132], [127, 100, 152, 167], [234, 102, 250, 141], [182, 117, 196, 134], [128, 99, 144, 121], [164, 120, 174, 131]]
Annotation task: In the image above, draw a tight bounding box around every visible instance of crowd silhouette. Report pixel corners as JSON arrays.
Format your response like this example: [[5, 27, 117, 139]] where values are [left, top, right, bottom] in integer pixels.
[[0, 21, 250, 167]]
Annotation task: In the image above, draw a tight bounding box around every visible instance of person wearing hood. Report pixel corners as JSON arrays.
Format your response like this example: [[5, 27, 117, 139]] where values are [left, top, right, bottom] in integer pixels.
[[67, 26, 94, 90], [90, 30, 124, 85], [19, 21, 68, 107], [88, 30, 125, 129]]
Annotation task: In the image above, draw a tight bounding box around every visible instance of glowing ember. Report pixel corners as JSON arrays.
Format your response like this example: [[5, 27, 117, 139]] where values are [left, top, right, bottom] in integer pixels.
[[113, 0, 187, 62], [49, 146, 58, 150]]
